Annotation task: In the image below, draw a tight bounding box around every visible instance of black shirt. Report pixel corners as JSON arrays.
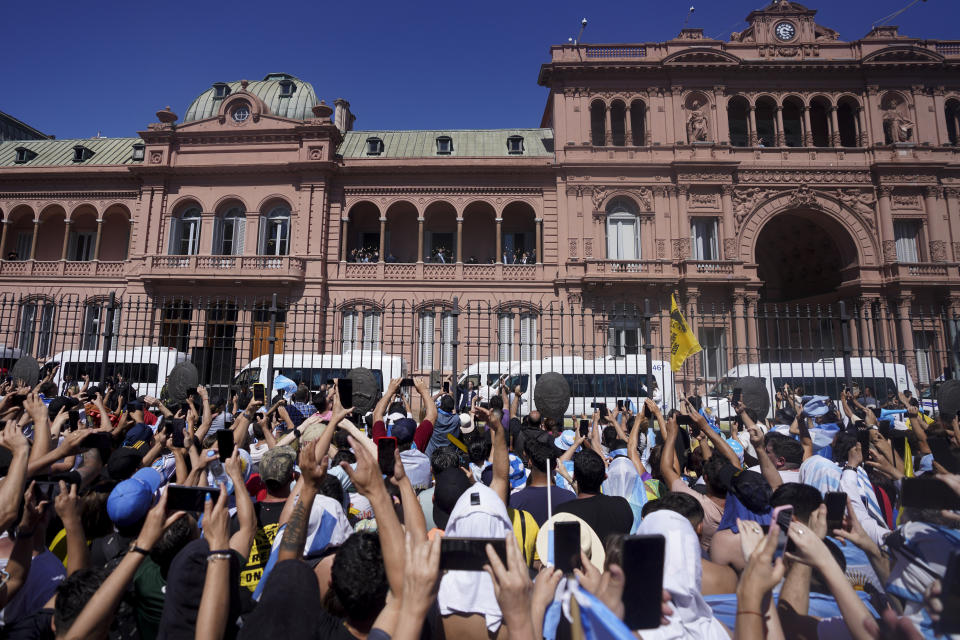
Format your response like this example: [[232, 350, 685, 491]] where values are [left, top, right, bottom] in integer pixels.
[[554, 494, 634, 546]]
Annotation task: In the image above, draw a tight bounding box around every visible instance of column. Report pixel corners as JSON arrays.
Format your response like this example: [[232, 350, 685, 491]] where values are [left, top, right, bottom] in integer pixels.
[[624, 110, 633, 147], [456, 217, 463, 263], [0, 221, 8, 259], [417, 217, 424, 263], [946, 189, 960, 261], [495, 217, 503, 263], [802, 106, 813, 146], [29, 220, 39, 260], [878, 186, 897, 263], [924, 187, 947, 262], [535, 218, 543, 264], [378, 217, 386, 262], [830, 107, 841, 147], [676, 186, 690, 259], [604, 104, 613, 146], [746, 293, 760, 363], [748, 106, 758, 146], [339, 218, 348, 261], [896, 295, 917, 378], [720, 186, 734, 260], [775, 106, 785, 147], [713, 86, 728, 144], [644, 100, 653, 145], [61, 220, 71, 260], [733, 291, 748, 365], [93, 218, 103, 260]]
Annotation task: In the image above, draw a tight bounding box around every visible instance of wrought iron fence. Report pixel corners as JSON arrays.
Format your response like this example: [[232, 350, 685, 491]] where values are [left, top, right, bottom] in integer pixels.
[[1, 292, 957, 414]]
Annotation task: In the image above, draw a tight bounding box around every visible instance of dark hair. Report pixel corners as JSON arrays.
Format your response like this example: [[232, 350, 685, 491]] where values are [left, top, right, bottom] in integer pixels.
[[765, 433, 804, 469], [489, 395, 504, 411], [641, 492, 704, 528], [832, 432, 858, 465], [523, 431, 559, 472], [332, 449, 356, 467], [467, 432, 492, 466], [572, 449, 606, 494], [430, 448, 462, 476], [319, 474, 345, 506], [601, 426, 619, 450], [771, 483, 823, 523], [151, 515, 200, 578], [312, 393, 328, 413], [333, 429, 352, 451], [54, 567, 109, 633], [701, 456, 733, 497], [331, 532, 388, 623], [648, 444, 664, 481]]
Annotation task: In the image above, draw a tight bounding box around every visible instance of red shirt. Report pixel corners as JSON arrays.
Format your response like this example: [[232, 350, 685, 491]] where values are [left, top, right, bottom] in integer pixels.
[[372, 419, 434, 452]]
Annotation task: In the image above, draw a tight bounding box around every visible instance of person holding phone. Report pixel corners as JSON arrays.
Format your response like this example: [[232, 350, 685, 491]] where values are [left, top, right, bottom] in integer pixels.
[[372, 378, 437, 460]]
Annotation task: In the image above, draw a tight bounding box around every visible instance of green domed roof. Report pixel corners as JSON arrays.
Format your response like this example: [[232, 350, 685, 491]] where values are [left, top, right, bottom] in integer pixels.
[[183, 73, 319, 123]]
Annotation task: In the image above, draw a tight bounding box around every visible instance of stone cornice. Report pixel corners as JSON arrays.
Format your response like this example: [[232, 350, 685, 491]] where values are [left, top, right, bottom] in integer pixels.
[[342, 186, 543, 196], [0, 191, 139, 200]]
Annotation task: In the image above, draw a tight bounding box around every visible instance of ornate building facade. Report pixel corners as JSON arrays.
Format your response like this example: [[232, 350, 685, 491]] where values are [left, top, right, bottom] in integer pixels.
[[1, 1, 959, 383]]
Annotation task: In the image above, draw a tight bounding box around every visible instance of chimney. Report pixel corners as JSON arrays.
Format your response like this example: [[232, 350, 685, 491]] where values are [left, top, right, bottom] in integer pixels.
[[334, 99, 355, 133]]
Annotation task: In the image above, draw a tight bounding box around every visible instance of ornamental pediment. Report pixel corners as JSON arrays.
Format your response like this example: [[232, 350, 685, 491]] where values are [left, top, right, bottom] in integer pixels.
[[862, 46, 944, 65], [662, 48, 741, 66]]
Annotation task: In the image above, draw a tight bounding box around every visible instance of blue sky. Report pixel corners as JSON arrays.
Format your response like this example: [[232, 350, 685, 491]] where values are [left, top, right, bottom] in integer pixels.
[[2, 0, 954, 139]]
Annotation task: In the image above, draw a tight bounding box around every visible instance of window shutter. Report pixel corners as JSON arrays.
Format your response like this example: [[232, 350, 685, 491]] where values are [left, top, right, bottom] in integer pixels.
[[520, 315, 536, 361], [342, 312, 357, 351], [18, 304, 36, 353], [38, 304, 55, 358], [442, 312, 454, 370], [363, 312, 381, 350], [258, 215, 268, 255], [498, 314, 514, 361], [235, 217, 246, 255], [167, 218, 179, 255], [67, 231, 77, 261], [606, 220, 617, 260], [212, 217, 224, 255], [419, 313, 435, 371]]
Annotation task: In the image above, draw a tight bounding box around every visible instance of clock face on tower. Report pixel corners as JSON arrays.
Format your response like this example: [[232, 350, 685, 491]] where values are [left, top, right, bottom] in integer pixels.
[[774, 21, 796, 41]]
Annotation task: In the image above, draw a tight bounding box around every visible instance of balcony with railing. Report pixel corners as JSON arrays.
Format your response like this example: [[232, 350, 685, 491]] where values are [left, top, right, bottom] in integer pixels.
[[679, 260, 738, 279], [882, 262, 956, 281], [142, 255, 306, 281], [0, 260, 127, 278], [334, 261, 542, 282]]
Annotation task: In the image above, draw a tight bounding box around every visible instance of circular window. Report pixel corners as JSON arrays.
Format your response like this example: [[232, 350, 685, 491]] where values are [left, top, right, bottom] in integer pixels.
[[231, 104, 250, 123]]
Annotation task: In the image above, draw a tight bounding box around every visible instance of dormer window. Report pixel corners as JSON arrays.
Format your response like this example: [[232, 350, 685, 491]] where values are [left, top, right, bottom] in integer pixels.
[[72, 145, 93, 162], [507, 136, 524, 155], [436, 136, 453, 155], [279, 80, 296, 97], [213, 83, 231, 99], [366, 137, 384, 156], [14, 147, 36, 164], [131, 143, 145, 161]]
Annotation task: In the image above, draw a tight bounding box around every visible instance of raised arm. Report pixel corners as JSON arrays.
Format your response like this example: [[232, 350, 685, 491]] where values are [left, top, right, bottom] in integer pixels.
[[374, 378, 402, 425], [687, 400, 741, 469], [24, 393, 51, 467], [414, 378, 437, 425], [55, 481, 89, 576], [659, 414, 683, 488], [0, 423, 30, 532], [195, 488, 232, 640], [225, 449, 256, 558], [482, 407, 510, 506]]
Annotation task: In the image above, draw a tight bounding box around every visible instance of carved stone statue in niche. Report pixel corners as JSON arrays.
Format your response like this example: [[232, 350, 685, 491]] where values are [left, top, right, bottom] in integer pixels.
[[686, 100, 709, 143], [882, 102, 914, 143]]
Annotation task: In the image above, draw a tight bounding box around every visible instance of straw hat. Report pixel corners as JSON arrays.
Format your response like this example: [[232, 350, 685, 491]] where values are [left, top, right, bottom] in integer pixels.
[[535, 512, 605, 572]]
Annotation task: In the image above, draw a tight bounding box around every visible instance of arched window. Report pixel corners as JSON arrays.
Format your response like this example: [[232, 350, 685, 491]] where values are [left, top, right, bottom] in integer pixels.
[[169, 207, 201, 256], [727, 96, 750, 147], [590, 101, 606, 146], [610, 101, 627, 146], [341, 306, 380, 351], [259, 206, 290, 256], [782, 97, 804, 147], [809, 98, 831, 147], [214, 207, 246, 255], [605, 197, 640, 261], [945, 99, 960, 145], [18, 300, 55, 357], [836, 97, 860, 147], [755, 97, 777, 147]]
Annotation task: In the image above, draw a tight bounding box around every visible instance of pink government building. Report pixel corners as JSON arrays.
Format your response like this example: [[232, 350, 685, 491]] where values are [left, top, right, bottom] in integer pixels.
[[1, 1, 960, 386]]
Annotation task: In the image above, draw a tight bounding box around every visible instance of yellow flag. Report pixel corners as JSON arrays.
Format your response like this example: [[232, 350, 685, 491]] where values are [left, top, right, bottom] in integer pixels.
[[670, 293, 701, 372]]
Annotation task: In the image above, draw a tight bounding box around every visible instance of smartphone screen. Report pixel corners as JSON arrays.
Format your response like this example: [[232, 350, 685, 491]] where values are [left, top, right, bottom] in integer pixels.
[[400, 378, 414, 387], [440, 537, 507, 571], [901, 478, 960, 511], [68, 410, 79, 431], [443, 381, 450, 393], [891, 433, 907, 460], [857, 430, 871, 460], [579, 419, 590, 437], [937, 551, 960, 634], [642, 403, 652, 419], [773, 505, 794, 556], [676, 413, 694, 426], [622, 535, 666, 630], [553, 521, 582, 574], [34, 480, 60, 503], [378, 437, 397, 476], [617, 399, 624, 410], [732, 387, 742, 406], [338, 378, 353, 408], [825, 492, 846, 532], [217, 429, 234, 462], [252, 383, 266, 403], [166, 485, 221, 513]]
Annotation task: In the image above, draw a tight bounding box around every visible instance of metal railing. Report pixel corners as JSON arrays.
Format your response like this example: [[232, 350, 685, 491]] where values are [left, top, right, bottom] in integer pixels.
[[0, 292, 956, 412]]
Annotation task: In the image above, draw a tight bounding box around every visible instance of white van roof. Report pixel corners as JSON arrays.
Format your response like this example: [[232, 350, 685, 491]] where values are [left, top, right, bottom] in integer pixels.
[[244, 351, 405, 369], [51, 347, 188, 362]]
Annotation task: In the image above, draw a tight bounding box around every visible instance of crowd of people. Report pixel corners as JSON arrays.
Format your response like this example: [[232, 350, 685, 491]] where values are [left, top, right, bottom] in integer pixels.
[[0, 362, 957, 640], [345, 246, 537, 265]]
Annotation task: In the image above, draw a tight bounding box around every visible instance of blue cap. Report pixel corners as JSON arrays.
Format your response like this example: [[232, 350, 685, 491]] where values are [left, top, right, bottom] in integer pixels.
[[508, 454, 527, 490], [391, 418, 417, 445], [554, 429, 577, 451], [107, 467, 163, 527], [123, 422, 153, 447]]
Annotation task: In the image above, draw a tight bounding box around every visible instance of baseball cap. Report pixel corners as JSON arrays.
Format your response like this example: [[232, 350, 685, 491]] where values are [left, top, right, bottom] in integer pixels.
[[391, 418, 417, 445], [106, 467, 163, 528], [106, 446, 143, 481], [123, 422, 153, 447], [260, 446, 297, 485]]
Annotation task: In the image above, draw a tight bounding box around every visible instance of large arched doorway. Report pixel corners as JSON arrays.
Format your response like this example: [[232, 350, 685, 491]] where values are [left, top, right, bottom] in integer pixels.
[[755, 209, 859, 304]]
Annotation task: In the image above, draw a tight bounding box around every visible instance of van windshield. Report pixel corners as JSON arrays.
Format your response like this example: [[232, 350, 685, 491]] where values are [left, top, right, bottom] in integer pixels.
[[770, 377, 897, 400], [274, 367, 384, 391], [707, 378, 739, 398], [535, 373, 650, 397], [62, 362, 161, 384]]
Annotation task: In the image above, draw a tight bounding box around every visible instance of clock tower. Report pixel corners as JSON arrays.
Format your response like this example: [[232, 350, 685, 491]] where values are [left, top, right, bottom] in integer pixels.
[[732, 0, 839, 45]]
